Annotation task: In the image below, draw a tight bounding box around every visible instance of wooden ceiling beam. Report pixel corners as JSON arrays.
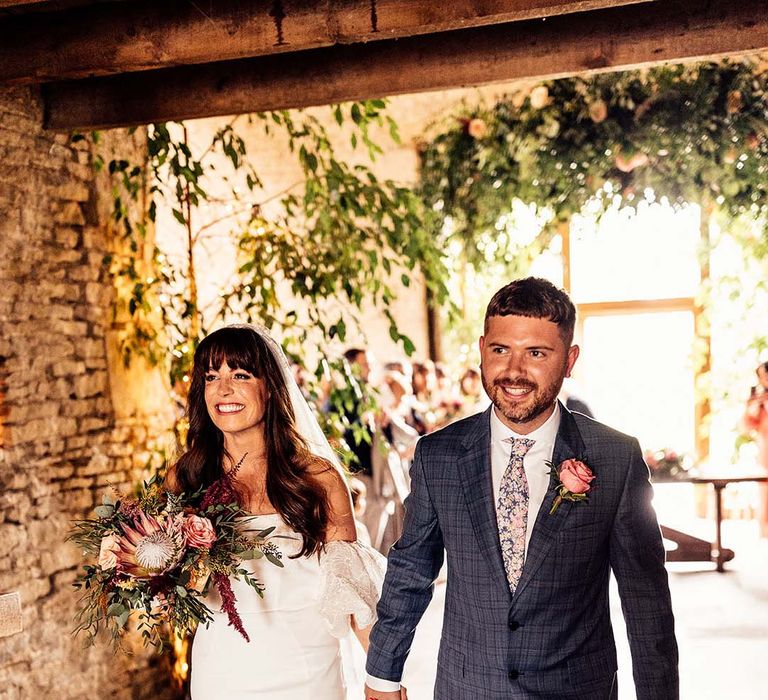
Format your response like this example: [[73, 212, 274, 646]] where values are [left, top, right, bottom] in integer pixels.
[[0, 0, 51, 8], [43, 0, 768, 131], [0, 0, 653, 84]]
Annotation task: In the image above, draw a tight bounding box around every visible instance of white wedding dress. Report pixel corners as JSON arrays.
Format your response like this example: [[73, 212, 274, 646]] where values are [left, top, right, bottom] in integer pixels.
[[190, 513, 385, 700]]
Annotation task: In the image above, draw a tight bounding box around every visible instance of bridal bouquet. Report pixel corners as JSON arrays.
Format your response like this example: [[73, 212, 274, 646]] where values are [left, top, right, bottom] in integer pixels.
[[68, 473, 282, 650]]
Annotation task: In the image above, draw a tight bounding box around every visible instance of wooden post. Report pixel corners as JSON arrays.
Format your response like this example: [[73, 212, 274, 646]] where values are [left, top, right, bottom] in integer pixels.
[[425, 285, 443, 362], [694, 201, 713, 465], [182, 125, 201, 346], [560, 220, 571, 294]]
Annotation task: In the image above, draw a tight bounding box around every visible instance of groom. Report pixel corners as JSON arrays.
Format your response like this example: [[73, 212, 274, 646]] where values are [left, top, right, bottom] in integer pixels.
[[365, 278, 678, 699]]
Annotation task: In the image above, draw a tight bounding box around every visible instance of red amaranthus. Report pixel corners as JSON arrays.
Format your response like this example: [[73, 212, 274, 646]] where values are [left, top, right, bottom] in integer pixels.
[[201, 473, 250, 641]]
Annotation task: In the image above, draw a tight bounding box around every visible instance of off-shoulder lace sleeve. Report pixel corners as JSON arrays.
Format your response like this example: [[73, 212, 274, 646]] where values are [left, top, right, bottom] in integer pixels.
[[318, 540, 387, 638]]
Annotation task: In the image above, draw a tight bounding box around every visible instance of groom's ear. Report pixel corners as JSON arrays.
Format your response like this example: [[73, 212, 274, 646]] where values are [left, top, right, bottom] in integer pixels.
[[565, 344, 580, 377]]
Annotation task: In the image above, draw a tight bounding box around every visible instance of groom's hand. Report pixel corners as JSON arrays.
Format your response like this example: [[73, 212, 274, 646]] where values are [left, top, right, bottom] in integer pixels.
[[364, 684, 407, 700]]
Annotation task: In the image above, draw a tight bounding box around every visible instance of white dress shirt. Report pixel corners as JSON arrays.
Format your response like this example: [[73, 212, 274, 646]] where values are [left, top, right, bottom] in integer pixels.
[[366, 404, 562, 693]]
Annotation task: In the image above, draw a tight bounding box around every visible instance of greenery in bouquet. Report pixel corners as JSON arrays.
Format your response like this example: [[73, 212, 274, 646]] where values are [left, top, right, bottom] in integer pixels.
[[644, 448, 694, 481], [68, 473, 283, 650]]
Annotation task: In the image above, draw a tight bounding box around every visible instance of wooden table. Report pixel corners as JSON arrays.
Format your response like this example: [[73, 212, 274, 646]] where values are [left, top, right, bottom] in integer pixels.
[[656, 474, 767, 572]]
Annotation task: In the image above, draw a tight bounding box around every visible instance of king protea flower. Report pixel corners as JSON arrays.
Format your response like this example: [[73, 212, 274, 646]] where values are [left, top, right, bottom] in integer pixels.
[[117, 512, 185, 578]]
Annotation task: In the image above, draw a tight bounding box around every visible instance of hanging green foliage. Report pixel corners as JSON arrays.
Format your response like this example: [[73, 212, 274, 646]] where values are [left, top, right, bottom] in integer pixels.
[[419, 60, 768, 263]]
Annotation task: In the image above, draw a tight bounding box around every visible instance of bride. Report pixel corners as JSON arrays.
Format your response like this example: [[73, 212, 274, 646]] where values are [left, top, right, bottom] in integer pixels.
[[166, 325, 389, 699]]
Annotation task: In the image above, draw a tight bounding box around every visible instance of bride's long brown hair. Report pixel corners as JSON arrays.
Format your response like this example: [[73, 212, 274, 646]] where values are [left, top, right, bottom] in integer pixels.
[[173, 326, 331, 557]]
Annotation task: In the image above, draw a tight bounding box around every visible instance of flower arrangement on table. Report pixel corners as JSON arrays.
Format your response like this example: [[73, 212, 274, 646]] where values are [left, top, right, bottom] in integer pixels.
[[644, 449, 694, 482], [68, 474, 283, 650]]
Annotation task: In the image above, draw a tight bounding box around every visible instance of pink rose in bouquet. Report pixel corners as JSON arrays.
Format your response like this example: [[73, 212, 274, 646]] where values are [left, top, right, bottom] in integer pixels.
[[183, 514, 217, 549]]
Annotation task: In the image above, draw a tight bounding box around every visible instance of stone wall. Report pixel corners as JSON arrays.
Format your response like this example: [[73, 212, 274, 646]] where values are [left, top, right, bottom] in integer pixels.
[[0, 86, 177, 700]]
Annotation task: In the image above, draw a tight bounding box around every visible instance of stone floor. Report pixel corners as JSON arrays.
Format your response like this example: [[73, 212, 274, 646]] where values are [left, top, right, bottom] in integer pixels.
[[398, 510, 768, 699]]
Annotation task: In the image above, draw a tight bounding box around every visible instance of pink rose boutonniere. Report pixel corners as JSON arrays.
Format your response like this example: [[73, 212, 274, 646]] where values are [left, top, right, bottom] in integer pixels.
[[548, 458, 595, 515]]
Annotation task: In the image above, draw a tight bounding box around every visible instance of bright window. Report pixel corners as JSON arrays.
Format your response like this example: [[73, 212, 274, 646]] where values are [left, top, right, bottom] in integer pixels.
[[568, 200, 700, 458], [570, 201, 701, 303], [576, 310, 696, 455]]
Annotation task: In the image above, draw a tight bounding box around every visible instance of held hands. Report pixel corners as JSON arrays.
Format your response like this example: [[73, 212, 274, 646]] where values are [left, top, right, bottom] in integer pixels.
[[364, 684, 408, 700]]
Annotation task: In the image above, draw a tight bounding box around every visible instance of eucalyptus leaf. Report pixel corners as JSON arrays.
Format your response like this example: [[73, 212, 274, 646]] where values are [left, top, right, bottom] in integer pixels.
[[94, 505, 114, 519], [107, 603, 126, 617]]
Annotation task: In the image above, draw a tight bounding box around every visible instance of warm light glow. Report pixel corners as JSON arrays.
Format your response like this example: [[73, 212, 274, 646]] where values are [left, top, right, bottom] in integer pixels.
[[172, 632, 190, 687]]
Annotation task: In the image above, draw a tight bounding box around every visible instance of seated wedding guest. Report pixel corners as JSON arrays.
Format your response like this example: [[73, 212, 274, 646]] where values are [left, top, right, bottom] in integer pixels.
[[453, 366, 490, 420], [742, 360, 768, 537], [384, 359, 413, 387], [165, 325, 385, 700], [291, 360, 322, 405], [433, 363, 453, 401], [342, 347, 377, 477], [380, 371, 420, 461], [432, 362, 463, 425], [460, 367, 482, 400]]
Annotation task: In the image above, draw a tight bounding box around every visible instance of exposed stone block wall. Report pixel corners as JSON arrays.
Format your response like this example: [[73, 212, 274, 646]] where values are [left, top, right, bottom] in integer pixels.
[[0, 86, 177, 700]]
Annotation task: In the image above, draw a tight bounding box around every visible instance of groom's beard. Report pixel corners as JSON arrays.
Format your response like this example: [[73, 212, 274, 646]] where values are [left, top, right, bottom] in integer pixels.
[[482, 371, 565, 426]]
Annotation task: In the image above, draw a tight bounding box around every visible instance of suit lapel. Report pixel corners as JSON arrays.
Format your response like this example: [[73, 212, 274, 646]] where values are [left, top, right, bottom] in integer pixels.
[[512, 402, 588, 603], [457, 407, 511, 595]]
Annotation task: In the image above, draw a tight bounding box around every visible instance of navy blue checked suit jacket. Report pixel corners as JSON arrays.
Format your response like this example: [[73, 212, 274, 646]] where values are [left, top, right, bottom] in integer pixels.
[[367, 403, 679, 699]]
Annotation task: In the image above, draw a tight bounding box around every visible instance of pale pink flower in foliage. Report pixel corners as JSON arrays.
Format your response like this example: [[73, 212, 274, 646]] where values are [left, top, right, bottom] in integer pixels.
[[183, 514, 217, 549], [615, 151, 648, 173], [467, 118, 488, 139], [529, 85, 550, 109], [117, 512, 185, 578], [727, 90, 742, 114], [98, 533, 120, 570], [589, 99, 608, 123]]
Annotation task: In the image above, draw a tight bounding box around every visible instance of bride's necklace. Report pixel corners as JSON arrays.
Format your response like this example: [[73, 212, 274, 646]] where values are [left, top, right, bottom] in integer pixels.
[[226, 452, 273, 514], [225, 451, 268, 480], [226, 452, 249, 480]]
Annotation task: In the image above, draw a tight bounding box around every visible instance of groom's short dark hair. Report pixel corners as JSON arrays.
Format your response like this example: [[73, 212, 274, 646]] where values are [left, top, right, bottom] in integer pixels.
[[485, 277, 576, 345]]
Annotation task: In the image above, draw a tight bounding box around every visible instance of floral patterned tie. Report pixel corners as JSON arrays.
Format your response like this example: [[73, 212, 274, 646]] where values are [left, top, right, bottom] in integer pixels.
[[497, 437, 535, 593]]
